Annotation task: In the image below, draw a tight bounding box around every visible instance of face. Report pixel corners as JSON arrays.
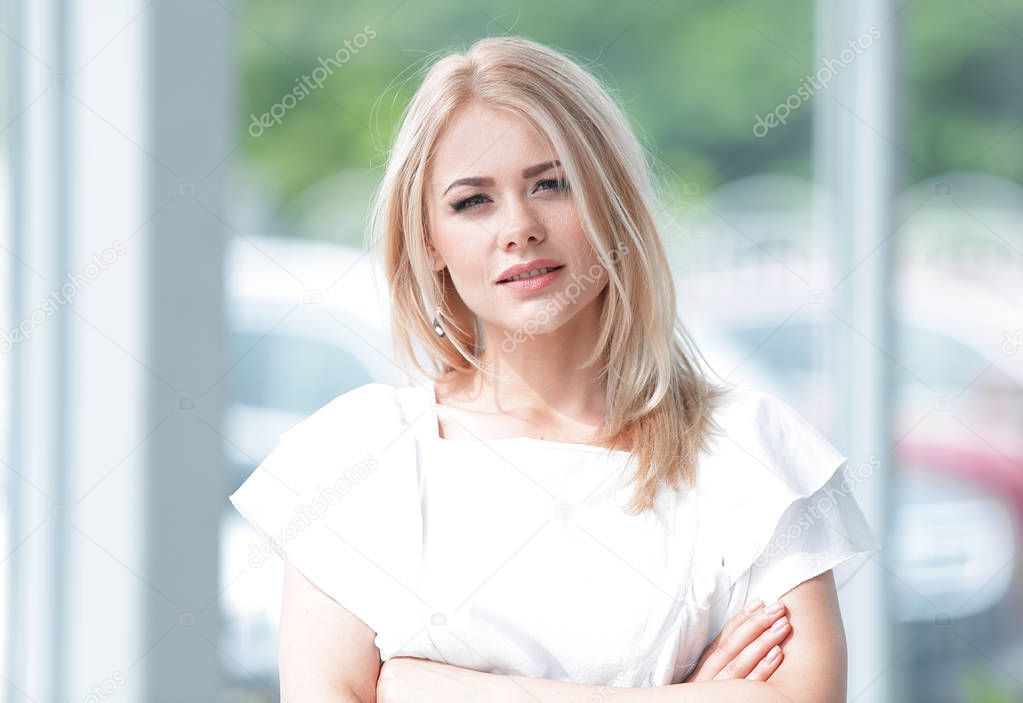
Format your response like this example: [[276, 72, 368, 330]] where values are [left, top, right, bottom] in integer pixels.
[[425, 103, 610, 342]]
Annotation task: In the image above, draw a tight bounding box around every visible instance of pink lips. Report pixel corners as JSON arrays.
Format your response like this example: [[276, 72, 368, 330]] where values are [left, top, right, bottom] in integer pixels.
[[495, 258, 565, 284], [496, 265, 565, 291]]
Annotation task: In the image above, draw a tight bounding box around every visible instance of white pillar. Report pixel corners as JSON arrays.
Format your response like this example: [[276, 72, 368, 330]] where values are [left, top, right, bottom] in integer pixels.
[[816, 1, 898, 701], [5, 1, 233, 700]]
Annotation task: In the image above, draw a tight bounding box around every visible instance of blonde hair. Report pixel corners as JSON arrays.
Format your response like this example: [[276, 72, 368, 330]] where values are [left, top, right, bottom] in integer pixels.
[[368, 35, 733, 514]]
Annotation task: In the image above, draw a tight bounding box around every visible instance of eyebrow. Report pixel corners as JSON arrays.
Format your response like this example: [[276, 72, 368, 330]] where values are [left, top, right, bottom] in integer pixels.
[[441, 160, 562, 196]]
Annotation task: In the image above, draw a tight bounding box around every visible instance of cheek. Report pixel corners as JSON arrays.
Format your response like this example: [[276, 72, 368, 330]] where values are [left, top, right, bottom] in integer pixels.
[[562, 216, 599, 265], [548, 201, 583, 233], [437, 235, 492, 291], [428, 212, 467, 262], [573, 237, 614, 294], [559, 205, 595, 258]]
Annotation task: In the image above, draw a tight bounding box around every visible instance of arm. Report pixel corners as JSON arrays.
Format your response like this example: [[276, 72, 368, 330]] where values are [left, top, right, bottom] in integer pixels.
[[381, 570, 847, 703], [498, 680, 793, 702], [759, 569, 847, 703], [380, 658, 792, 703], [278, 559, 381, 703], [504, 570, 844, 702]]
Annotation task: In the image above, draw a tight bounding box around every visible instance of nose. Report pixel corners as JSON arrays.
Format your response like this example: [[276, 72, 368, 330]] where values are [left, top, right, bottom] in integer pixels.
[[498, 197, 546, 250]]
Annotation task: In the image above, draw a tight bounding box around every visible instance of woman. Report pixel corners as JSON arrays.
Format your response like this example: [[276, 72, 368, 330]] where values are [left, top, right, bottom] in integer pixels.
[[230, 35, 880, 702]]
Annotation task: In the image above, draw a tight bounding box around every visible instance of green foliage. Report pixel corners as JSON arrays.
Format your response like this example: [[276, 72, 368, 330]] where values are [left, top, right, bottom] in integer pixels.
[[233, 0, 1023, 241], [960, 660, 1021, 702]]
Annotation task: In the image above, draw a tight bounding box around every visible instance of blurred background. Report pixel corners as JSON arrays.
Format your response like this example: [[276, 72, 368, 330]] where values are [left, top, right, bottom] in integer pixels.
[[2, 0, 1021, 701]]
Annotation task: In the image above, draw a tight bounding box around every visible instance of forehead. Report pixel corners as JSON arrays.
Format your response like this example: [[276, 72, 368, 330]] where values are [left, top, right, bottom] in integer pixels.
[[429, 104, 559, 183]]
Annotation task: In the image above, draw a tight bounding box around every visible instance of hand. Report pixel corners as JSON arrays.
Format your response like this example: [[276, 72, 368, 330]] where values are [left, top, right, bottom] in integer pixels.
[[377, 656, 500, 703], [684, 599, 791, 683]]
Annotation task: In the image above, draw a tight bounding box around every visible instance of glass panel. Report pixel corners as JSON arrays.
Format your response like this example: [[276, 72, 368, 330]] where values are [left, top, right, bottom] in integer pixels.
[[893, 1, 1023, 700]]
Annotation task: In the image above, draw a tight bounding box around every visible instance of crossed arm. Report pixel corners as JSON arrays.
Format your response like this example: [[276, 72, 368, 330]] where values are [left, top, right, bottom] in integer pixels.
[[278, 561, 847, 703]]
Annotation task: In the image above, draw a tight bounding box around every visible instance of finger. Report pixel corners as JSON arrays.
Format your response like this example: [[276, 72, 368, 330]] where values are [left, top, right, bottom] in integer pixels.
[[720, 599, 765, 640], [713, 616, 791, 680], [688, 608, 747, 682], [745, 645, 783, 681], [707, 597, 785, 675], [692, 601, 786, 683], [725, 602, 787, 656]]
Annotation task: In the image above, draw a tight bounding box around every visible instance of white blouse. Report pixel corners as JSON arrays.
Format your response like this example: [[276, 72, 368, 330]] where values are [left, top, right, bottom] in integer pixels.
[[229, 380, 880, 687]]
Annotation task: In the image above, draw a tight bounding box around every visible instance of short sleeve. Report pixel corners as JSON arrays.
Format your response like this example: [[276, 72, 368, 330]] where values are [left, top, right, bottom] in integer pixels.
[[227, 382, 425, 650], [698, 388, 881, 637]]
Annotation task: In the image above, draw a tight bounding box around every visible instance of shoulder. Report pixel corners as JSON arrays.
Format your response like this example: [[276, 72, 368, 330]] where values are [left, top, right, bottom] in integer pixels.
[[698, 385, 847, 496], [693, 386, 850, 563], [279, 381, 406, 446], [256, 382, 417, 496], [232, 381, 424, 522], [709, 384, 821, 436], [228, 382, 427, 643]]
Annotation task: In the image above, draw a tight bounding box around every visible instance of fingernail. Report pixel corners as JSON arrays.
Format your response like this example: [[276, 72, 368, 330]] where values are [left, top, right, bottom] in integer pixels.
[[771, 616, 789, 631], [765, 600, 784, 615], [767, 645, 781, 660], [744, 598, 763, 613]]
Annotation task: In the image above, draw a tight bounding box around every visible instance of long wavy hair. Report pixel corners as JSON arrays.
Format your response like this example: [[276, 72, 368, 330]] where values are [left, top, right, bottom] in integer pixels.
[[367, 35, 733, 514]]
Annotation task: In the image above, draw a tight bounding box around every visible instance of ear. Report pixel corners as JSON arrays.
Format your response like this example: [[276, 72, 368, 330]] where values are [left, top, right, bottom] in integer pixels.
[[425, 236, 446, 272]]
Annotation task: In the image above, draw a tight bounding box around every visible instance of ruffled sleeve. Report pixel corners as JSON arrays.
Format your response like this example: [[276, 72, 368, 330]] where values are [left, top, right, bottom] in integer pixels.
[[227, 382, 425, 650], [697, 388, 881, 637]]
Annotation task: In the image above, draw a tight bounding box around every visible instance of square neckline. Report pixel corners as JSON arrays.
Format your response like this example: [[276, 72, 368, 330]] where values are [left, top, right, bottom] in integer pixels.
[[417, 379, 634, 458]]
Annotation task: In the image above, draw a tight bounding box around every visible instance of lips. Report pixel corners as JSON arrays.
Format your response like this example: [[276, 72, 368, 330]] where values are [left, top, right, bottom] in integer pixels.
[[495, 258, 565, 284]]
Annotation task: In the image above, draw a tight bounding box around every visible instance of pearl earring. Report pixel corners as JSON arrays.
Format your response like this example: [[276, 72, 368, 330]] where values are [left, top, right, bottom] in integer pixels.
[[432, 306, 445, 337]]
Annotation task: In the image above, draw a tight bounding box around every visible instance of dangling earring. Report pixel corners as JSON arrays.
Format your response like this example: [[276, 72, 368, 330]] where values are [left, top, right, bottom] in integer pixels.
[[432, 306, 445, 337], [431, 262, 446, 337]]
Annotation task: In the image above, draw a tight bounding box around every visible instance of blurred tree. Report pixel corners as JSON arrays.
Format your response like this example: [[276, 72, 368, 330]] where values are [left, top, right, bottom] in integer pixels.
[[231, 0, 1021, 243]]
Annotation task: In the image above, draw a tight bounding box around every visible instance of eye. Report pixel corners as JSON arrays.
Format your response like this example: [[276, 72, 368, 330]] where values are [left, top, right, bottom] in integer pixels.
[[450, 193, 490, 213], [449, 178, 570, 214], [536, 177, 570, 193]]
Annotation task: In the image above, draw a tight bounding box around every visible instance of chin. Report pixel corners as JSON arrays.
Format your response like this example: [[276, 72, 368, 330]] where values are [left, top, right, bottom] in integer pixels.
[[494, 312, 571, 347]]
